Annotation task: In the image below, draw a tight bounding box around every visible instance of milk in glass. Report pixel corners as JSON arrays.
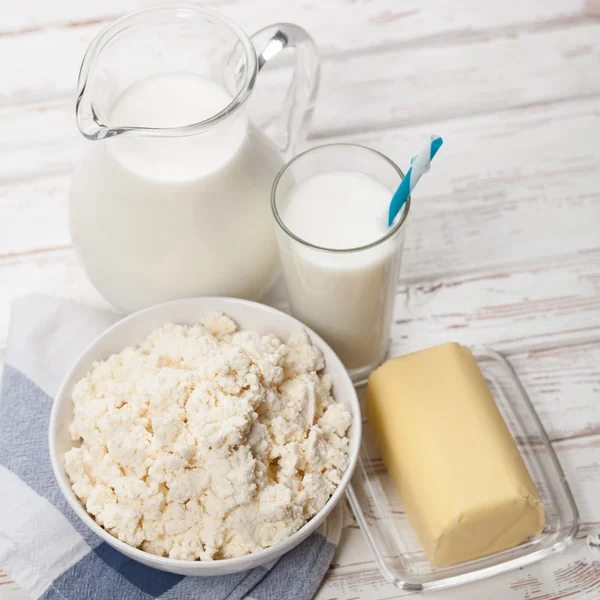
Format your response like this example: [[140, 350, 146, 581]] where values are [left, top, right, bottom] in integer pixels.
[[276, 170, 406, 377]]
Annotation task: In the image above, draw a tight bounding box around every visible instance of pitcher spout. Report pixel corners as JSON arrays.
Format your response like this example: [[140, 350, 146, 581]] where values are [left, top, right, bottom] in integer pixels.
[[76, 91, 110, 141], [74, 21, 120, 141]]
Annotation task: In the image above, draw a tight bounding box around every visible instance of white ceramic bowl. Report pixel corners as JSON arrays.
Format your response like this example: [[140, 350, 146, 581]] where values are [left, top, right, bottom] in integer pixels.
[[49, 297, 361, 576]]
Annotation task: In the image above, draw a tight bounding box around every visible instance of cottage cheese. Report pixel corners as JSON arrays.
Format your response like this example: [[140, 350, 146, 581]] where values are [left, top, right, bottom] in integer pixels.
[[64, 313, 352, 560]]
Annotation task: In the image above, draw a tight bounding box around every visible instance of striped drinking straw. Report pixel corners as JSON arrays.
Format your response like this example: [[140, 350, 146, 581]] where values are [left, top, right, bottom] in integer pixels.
[[386, 135, 444, 227]]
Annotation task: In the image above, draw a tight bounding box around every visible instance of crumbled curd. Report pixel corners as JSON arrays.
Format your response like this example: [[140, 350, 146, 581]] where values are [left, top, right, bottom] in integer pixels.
[[65, 313, 352, 560]]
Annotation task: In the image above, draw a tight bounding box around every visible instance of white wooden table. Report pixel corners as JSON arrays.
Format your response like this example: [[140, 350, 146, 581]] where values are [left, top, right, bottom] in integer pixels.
[[1, 1, 599, 598]]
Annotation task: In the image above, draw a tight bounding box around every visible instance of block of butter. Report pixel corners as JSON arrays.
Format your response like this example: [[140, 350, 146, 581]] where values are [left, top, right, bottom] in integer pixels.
[[366, 343, 545, 567]]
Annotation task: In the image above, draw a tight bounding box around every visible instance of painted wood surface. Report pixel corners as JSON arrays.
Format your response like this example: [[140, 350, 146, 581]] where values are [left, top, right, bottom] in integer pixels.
[[0, 0, 599, 598]]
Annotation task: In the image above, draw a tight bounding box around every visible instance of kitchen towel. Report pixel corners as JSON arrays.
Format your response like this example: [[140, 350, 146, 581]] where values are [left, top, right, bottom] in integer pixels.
[[0, 295, 344, 600]]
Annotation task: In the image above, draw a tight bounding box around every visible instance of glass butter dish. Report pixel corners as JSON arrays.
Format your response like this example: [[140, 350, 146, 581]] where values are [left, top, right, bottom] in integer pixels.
[[347, 348, 579, 592]]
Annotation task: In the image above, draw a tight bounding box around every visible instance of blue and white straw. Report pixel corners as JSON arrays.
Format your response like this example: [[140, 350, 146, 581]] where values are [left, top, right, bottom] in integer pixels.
[[383, 135, 444, 228]]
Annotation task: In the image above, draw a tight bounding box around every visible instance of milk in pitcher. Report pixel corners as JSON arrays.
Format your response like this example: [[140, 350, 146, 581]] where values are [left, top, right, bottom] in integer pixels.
[[70, 74, 284, 312]]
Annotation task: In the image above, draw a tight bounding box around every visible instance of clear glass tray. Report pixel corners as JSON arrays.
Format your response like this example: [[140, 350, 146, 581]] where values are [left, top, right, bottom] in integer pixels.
[[347, 348, 579, 592]]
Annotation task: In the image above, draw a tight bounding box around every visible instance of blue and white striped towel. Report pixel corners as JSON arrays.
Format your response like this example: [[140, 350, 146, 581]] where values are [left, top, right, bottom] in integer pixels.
[[0, 295, 344, 600]]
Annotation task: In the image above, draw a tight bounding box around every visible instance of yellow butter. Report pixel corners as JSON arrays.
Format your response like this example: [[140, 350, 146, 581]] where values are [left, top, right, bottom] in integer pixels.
[[366, 343, 544, 566]]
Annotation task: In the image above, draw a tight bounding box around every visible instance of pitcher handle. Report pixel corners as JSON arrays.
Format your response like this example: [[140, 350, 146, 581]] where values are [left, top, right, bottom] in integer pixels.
[[250, 24, 320, 159]]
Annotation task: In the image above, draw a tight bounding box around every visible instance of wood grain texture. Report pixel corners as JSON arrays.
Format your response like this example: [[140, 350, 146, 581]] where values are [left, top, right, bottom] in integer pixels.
[[391, 252, 600, 354], [1, 248, 599, 355], [2, 96, 599, 269], [0, 0, 590, 54], [3, 21, 600, 138], [494, 344, 600, 441]]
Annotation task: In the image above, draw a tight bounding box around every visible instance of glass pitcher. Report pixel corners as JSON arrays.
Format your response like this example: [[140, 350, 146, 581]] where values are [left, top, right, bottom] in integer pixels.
[[69, 6, 320, 313]]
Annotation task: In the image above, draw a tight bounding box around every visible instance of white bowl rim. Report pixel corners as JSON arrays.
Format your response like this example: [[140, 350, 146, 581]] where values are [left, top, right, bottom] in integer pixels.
[[48, 296, 361, 572]]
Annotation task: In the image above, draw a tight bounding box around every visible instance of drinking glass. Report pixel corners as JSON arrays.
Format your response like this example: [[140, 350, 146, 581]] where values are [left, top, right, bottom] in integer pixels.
[[271, 144, 410, 382]]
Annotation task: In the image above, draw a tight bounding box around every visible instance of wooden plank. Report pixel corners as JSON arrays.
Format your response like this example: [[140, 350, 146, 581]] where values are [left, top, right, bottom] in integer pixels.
[[4, 57, 600, 184], [0, 100, 82, 182], [0, 174, 72, 259], [1, 249, 598, 355], [311, 22, 600, 138], [2, 19, 600, 141], [2, 97, 599, 283], [508, 343, 600, 441], [1, 0, 589, 52], [389, 252, 600, 356]]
